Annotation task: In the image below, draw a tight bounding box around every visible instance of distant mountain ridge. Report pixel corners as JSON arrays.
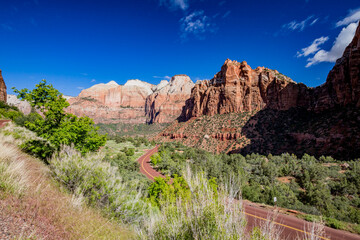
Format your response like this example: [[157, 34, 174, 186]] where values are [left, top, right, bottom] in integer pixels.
[[65, 76, 194, 124]]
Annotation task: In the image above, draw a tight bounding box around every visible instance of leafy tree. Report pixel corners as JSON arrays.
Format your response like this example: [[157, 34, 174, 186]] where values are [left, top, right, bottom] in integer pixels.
[[13, 79, 106, 159]]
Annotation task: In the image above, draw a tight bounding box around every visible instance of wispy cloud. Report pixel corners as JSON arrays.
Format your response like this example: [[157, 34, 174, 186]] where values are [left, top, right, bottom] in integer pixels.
[[336, 8, 360, 27], [1, 23, 14, 31], [77, 86, 84, 90], [158, 0, 189, 11], [282, 15, 316, 32], [222, 10, 231, 19], [310, 18, 318, 26], [297, 9, 359, 67], [296, 36, 329, 57], [305, 23, 357, 67], [91, 79, 96, 83], [153, 75, 171, 80], [180, 10, 216, 40]]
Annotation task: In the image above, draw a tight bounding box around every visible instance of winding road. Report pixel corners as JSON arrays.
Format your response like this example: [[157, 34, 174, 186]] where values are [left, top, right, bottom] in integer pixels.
[[138, 145, 360, 240]]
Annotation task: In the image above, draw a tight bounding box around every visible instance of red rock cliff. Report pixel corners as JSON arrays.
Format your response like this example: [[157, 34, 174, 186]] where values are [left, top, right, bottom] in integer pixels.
[[182, 22, 360, 120], [145, 75, 194, 123], [0, 70, 7, 103]]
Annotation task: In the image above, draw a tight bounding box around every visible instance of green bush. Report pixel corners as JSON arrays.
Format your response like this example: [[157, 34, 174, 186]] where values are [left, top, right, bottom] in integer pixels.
[[21, 139, 55, 163], [13, 80, 106, 156]]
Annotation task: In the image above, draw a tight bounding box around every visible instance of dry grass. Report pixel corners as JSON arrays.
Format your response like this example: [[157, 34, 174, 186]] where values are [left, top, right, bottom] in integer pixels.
[[301, 219, 326, 240], [0, 132, 134, 239]]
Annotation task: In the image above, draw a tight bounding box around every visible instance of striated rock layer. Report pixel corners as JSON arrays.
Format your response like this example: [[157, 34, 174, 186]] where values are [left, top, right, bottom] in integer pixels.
[[66, 80, 153, 124], [145, 75, 194, 123], [0, 70, 7, 103], [66, 76, 194, 124]]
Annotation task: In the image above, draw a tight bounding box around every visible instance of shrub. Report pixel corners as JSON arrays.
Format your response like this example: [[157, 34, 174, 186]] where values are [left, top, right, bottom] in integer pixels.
[[50, 145, 152, 224], [13, 80, 106, 156]]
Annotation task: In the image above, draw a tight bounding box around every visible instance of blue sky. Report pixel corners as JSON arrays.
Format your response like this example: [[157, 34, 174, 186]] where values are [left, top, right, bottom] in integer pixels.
[[1, 0, 359, 96]]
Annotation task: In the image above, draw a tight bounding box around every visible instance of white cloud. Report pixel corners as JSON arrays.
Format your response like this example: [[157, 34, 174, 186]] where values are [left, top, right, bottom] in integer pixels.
[[77, 86, 84, 90], [153, 75, 171, 80], [306, 22, 357, 67], [296, 36, 329, 57], [159, 0, 189, 11], [310, 18, 318, 26], [91, 79, 96, 82], [180, 10, 216, 39], [336, 8, 360, 27], [283, 15, 316, 31]]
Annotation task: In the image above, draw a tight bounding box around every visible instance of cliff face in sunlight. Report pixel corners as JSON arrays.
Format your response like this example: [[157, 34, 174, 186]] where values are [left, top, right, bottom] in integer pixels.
[[156, 22, 360, 160]]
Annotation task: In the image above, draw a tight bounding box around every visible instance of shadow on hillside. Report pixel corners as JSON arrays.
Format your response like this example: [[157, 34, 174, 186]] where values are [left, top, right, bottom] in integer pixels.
[[229, 106, 360, 161]]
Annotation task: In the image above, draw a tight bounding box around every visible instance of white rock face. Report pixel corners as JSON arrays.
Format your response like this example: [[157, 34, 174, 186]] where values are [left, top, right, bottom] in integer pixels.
[[124, 79, 154, 95], [152, 80, 169, 92], [7, 94, 32, 115], [155, 75, 194, 94]]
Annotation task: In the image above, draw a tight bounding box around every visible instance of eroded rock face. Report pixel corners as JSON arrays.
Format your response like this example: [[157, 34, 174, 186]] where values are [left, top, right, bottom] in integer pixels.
[[7, 95, 32, 114], [181, 60, 296, 120], [66, 80, 154, 123], [145, 75, 194, 123], [181, 22, 360, 120], [0, 70, 7, 103], [157, 22, 360, 160]]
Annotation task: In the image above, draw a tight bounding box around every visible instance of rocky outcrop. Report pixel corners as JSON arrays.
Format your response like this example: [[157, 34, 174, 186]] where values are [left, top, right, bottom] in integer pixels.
[[182, 22, 360, 120], [180, 60, 297, 120], [145, 75, 194, 123], [7, 95, 32, 114], [0, 70, 7, 103], [66, 80, 154, 124], [158, 22, 360, 159]]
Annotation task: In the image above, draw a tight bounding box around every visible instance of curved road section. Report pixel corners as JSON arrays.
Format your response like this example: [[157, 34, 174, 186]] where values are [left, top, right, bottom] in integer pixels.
[[138, 145, 360, 240]]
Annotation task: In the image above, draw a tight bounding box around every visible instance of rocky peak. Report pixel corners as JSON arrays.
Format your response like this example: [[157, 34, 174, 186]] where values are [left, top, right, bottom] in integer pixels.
[[106, 80, 119, 86], [0, 69, 7, 103], [124, 79, 154, 95], [145, 75, 194, 124], [152, 80, 169, 92]]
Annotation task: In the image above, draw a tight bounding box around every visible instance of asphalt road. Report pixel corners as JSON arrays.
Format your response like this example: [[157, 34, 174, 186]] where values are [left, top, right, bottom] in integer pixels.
[[138, 145, 360, 240]]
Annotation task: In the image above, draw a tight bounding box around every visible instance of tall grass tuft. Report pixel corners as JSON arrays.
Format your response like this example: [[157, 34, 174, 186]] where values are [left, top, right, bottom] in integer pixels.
[[0, 134, 29, 197], [50, 145, 154, 225], [139, 166, 247, 240]]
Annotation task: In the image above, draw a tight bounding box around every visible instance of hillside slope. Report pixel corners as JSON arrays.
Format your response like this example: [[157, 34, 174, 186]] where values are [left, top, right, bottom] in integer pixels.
[[0, 125, 132, 239]]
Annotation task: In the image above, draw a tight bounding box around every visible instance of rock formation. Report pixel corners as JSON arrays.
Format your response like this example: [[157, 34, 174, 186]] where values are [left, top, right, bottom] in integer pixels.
[[66, 80, 154, 124], [180, 60, 296, 120], [145, 75, 194, 123], [66, 76, 193, 124], [158, 22, 360, 160], [0, 70, 7, 103], [182, 22, 360, 120], [7, 95, 32, 114]]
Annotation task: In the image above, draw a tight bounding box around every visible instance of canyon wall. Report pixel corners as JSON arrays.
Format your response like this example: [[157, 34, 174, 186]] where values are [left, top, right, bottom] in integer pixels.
[[145, 75, 194, 123], [0, 70, 7, 103]]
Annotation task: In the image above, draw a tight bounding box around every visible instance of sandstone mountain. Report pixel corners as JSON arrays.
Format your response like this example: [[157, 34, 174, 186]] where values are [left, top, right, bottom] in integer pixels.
[[0, 70, 7, 103], [7, 95, 32, 114], [145, 75, 194, 123], [66, 76, 193, 124], [156, 22, 360, 160]]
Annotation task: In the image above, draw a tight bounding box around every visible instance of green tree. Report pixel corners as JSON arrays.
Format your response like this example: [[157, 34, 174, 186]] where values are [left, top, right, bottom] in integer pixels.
[[13, 80, 106, 158]]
